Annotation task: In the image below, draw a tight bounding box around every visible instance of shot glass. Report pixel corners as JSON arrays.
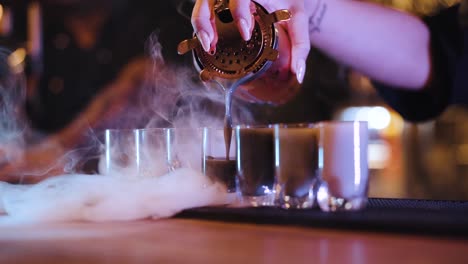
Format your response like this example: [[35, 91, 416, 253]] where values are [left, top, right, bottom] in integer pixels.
[[273, 123, 319, 209], [235, 125, 275, 207], [172, 127, 204, 172], [101, 128, 179, 178], [202, 127, 236, 192], [316, 121, 369, 212]]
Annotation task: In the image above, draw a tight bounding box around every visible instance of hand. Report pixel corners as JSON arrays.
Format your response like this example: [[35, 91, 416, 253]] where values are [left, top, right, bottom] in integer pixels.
[[191, 0, 313, 84]]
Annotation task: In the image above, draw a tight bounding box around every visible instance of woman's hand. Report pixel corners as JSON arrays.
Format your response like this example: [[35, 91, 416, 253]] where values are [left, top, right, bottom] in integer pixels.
[[191, 0, 313, 84]]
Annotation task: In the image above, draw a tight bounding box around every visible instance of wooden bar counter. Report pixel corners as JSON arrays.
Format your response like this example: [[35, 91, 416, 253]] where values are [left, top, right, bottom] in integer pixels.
[[0, 218, 467, 263]]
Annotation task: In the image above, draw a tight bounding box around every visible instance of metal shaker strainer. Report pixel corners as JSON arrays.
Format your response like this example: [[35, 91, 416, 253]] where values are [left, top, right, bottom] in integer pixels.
[[177, 0, 291, 84]]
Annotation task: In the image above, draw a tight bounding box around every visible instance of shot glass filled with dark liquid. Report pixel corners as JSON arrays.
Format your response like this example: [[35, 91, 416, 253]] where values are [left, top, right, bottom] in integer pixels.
[[204, 156, 236, 191], [235, 125, 275, 207], [202, 127, 237, 193]]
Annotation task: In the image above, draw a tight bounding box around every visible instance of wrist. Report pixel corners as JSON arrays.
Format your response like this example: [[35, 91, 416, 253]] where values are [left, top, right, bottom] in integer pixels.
[[235, 72, 301, 105], [307, 0, 329, 36]]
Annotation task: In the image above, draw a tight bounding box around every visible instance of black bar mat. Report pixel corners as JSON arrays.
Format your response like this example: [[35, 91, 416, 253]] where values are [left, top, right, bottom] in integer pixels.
[[176, 198, 468, 238]]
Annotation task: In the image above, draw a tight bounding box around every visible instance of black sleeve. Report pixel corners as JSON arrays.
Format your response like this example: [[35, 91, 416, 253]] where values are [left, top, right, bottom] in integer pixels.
[[373, 5, 463, 122]]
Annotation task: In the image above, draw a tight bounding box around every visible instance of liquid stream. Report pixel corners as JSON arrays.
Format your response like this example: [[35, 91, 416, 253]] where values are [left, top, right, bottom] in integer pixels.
[[214, 79, 238, 160]]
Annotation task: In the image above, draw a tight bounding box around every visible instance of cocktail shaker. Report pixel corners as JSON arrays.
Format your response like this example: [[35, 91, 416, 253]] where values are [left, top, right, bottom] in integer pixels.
[[178, 0, 295, 104]]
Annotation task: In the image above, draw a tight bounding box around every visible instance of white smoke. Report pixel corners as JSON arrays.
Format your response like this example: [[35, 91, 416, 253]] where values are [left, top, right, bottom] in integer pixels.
[[0, 169, 228, 225], [0, 31, 253, 224], [0, 48, 28, 167], [144, 32, 254, 129]]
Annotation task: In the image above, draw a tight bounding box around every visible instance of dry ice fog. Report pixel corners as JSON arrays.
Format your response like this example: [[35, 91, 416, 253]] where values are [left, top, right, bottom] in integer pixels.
[[0, 35, 253, 224]]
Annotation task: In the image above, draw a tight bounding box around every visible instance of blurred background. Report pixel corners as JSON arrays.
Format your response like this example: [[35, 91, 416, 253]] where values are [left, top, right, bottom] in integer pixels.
[[0, 0, 466, 200]]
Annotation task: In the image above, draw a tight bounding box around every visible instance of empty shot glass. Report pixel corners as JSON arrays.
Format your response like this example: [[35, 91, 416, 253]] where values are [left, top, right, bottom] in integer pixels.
[[317, 121, 369, 212], [101, 128, 179, 178], [235, 125, 275, 207], [202, 127, 236, 192], [172, 127, 204, 172], [273, 123, 319, 209]]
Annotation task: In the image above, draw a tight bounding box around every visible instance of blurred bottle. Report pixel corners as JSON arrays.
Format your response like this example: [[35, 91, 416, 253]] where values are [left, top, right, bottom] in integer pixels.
[[0, 1, 42, 77], [0, 1, 44, 144], [0, 3, 13, 37]]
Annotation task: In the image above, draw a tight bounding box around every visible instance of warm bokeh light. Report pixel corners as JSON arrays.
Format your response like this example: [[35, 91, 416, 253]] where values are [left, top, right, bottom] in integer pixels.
[[7, 48, 27, 73], [336, 106, 405, 181], [373, 0, 460, 15], [369, 140, 391, 169], [338, 106, 390, 130]]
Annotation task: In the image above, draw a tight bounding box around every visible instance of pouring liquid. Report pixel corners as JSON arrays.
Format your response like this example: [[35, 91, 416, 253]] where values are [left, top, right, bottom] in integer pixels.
[[213, 79, 239, 161], [224, 90, 233, 161]]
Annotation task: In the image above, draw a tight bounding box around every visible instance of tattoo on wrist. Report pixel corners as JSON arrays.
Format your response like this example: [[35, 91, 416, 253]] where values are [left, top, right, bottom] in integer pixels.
[[309, 0, 327, 34]]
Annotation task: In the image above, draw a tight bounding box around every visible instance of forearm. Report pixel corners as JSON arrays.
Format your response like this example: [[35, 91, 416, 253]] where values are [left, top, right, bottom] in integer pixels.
[[52, 58, 150, 148], [51, 85, 130, 149], [308, 0, 431, 90]]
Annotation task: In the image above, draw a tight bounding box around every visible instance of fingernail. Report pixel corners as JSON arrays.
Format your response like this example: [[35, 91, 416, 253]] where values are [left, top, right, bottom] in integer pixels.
[[296, 59, 306, 84], [197, 30, 211, 52], [238, 18, 251, 41]]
